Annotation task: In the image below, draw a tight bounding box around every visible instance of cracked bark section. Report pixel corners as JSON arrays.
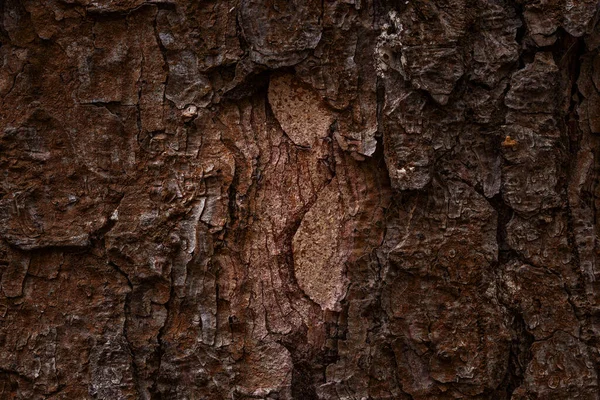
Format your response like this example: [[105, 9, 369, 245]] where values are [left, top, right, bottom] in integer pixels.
[[1, 0, 600, 399]]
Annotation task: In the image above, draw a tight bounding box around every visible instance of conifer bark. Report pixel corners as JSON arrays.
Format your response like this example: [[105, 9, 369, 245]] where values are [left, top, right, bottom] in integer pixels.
[[1, 0, 600, 398]]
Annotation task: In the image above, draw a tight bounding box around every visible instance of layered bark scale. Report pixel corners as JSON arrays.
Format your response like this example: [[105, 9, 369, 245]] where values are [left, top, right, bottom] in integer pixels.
[[1, 0, 600, 399]]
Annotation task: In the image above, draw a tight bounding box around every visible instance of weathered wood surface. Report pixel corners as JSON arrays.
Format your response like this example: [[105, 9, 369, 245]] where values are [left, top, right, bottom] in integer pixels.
[[1, 0, 600, 398]]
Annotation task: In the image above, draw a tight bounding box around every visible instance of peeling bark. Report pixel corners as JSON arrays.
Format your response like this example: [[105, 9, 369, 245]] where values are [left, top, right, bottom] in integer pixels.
[[1, 0, 600, 399]]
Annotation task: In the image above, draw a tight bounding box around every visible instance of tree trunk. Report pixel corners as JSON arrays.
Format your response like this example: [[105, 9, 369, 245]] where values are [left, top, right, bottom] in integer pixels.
[[1, 0, 599, 398]]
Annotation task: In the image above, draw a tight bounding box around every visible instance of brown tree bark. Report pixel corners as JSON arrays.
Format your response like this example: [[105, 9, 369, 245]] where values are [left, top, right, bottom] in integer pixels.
[[1, 0, 600, 398]]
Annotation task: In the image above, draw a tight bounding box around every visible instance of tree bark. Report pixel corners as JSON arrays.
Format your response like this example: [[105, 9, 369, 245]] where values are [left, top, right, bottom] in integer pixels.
[[1, 0, 599, 398]]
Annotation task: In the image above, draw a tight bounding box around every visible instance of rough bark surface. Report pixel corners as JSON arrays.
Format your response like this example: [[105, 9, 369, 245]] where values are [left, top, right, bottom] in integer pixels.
[[1, 0, 600, 399]]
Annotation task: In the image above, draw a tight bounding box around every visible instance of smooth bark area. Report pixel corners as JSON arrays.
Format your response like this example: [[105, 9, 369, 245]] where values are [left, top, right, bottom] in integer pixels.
[[1, 0, 600, 398]]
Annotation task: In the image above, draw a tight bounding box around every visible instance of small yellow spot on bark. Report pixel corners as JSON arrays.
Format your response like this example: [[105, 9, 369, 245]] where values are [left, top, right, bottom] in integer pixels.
[[502, 136, 518, 148]]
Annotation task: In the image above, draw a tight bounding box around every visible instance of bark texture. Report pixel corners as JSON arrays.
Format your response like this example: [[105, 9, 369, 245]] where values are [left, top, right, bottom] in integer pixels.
[[1, 0, 600, 399]]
